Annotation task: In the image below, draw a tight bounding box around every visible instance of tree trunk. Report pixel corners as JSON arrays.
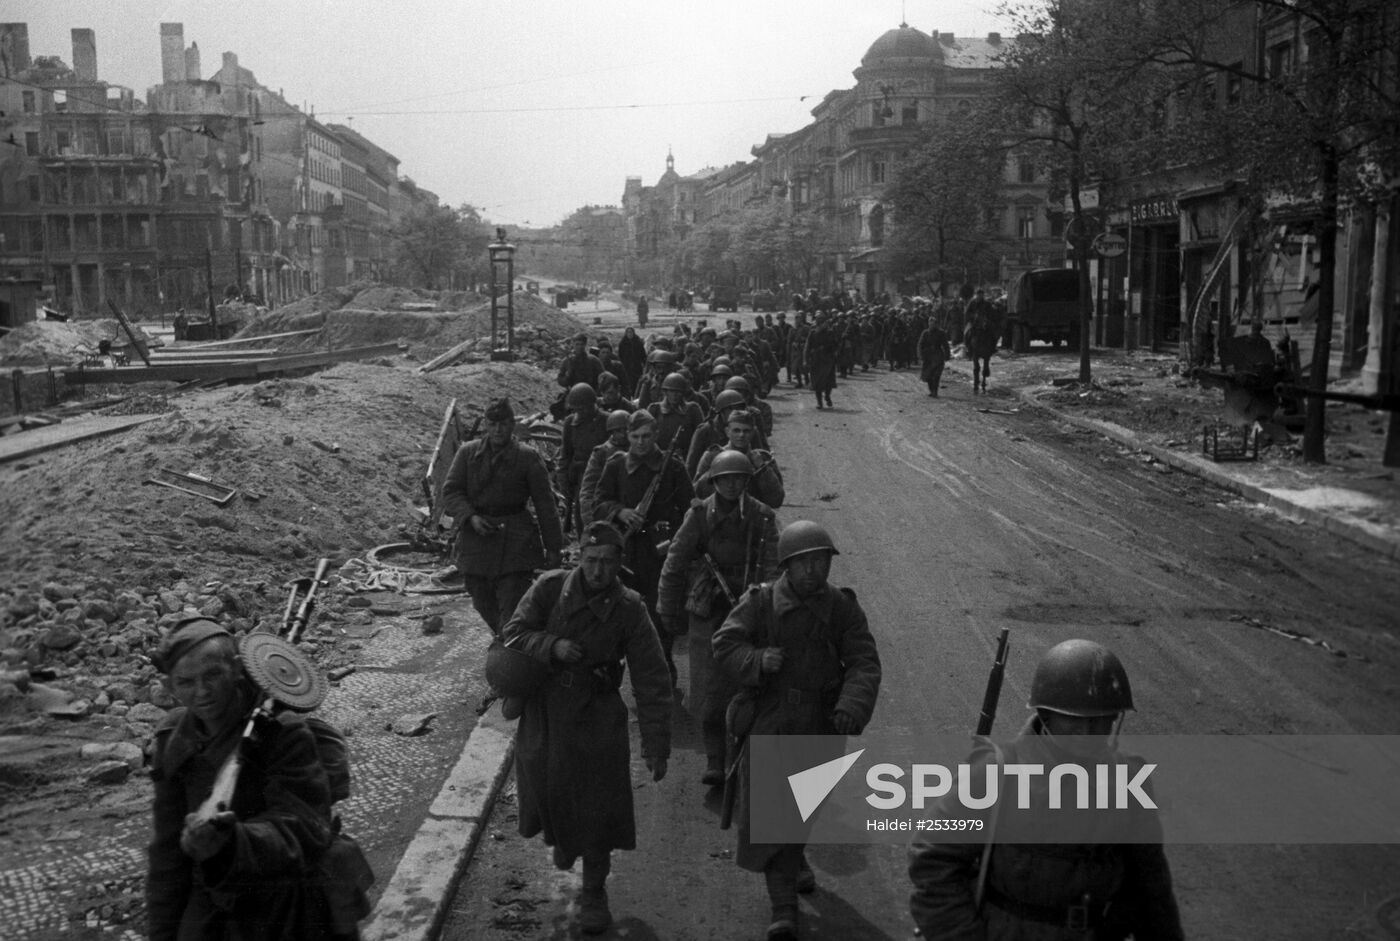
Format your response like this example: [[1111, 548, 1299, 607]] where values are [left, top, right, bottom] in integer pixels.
[[1302, 149, 1339, 464]]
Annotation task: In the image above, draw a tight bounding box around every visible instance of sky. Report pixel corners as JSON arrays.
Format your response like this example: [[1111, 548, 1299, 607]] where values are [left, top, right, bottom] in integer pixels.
[[13, 0, 1011, 228]]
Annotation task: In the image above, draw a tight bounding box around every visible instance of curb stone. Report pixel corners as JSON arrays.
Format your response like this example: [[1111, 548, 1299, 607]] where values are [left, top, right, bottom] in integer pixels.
[[1012, 389, 1400, 562], [361, 708, 516, 941]]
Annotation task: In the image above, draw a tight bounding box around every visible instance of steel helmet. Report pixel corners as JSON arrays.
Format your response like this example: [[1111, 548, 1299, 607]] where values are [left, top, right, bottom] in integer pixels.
[[709, 363, 734, 379], [724, 375, 752, 394], [709, 449, 754, 479], [661, 372, 691, 393], [713, 389, 747, 412], [605, 409, 631, 432], [647, 349, 677, 365], [485, 640, 550, 698], [566, 382, 597, 410], [1029, 639, 1135, 717], [712, 355, 733, 367], [777, 520, 839, 565]]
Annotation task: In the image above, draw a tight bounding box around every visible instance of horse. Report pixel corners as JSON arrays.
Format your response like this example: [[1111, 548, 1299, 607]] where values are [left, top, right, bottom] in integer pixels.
[[963, 317, 999, 393]]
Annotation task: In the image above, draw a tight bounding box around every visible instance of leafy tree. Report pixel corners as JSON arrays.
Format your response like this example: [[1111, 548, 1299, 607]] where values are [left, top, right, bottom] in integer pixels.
[[991, 0, 1181, 382], [1140, 0, 1400, 463], [884, 115, 1007, 294], [388, 203, 488, 290]]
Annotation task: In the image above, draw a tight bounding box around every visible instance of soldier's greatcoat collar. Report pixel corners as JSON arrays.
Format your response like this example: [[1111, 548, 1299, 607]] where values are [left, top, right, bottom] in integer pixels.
[[772, 572, 835, 622], [623, 448, 664, 475]]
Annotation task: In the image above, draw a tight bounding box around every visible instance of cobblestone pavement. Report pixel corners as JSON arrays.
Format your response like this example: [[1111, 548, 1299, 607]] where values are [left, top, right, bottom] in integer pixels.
[[0, 596, 491, 939]]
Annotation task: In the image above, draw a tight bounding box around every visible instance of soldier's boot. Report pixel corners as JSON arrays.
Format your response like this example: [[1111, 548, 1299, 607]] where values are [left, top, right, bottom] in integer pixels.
[[764, 865, 800, 939], [701, 754, 725, 788], [796, 853, 816, 894], [578, 853, 612, 935]]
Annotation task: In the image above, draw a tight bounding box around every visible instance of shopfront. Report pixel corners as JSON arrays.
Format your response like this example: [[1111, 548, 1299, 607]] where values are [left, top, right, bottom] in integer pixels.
[[1128, 195, 1181, 352]]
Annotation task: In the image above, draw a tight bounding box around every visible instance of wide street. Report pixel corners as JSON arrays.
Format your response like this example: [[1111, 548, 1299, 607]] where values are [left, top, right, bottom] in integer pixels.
[[441, 341, 1400, 941]]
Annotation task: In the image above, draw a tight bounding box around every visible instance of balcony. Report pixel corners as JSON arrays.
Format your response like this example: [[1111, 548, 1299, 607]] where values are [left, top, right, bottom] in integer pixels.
[[847, 124, 924, 146]]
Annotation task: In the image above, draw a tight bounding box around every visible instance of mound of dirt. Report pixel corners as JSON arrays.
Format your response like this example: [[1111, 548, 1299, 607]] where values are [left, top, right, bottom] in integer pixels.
[[232, 288, 589, 366], [0, 319, 160, 367], [0, 359, 559, 685]]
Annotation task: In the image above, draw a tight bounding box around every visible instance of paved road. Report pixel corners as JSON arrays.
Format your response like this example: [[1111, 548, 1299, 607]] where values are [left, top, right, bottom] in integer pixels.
[[442, 363, 1400, 940]]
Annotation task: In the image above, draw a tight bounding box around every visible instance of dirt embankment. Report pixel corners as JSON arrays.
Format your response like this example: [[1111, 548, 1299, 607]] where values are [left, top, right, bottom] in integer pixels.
[[234, 283, 589, 366], [0, 359, 557, 747]]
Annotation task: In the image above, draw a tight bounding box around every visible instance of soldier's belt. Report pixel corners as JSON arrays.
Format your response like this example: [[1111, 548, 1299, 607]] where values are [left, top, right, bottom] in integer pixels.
[[476, 504, 527, 516], [984, 885, 1111, 931]]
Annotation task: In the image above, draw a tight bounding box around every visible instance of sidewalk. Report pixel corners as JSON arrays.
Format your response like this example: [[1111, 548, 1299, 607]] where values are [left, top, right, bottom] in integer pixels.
[[947, 347, 1400, 561]]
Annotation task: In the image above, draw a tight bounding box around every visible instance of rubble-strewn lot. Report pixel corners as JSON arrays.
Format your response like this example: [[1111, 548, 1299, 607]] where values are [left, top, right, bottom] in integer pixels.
[[0, 287, 591, 899]]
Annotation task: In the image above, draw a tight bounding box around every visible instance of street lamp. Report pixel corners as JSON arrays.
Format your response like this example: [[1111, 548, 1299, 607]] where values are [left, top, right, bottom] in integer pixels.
[[488, 227, 516, 361]]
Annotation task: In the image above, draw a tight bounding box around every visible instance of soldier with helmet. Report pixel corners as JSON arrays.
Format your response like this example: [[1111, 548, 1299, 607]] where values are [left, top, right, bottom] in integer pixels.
[[688, 388, 767, 478], [442, 398, 564, 636], [636, 349, 678, 410], [579, 409, 632, 526], [713, 521, 882, 941], [909, 639, 1184, 941], [725, 375, 774, 442], [658, 449, 779, 788], [560, 383, 609, 533], [595, 410, 696, 687], [648, 372, 706, 456], [693, 409, 784, 510]]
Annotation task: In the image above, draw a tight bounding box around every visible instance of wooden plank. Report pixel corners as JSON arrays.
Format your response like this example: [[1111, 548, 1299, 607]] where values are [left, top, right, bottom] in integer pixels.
[[68, 342, 404, 384], [175, 328, 321, 349], [418, 335, 480, 373], [0, 414, 161, 464]]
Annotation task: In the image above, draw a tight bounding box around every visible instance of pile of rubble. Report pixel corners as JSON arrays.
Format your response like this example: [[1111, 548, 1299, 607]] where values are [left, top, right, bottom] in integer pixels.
[[0, 359, 559, 756], [232, 282, 588, 370], [0, 318, 161, 367]]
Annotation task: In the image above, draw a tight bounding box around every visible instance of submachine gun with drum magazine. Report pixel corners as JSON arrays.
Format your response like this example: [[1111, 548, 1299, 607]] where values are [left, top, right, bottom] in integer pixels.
[[191, 558, 333, 827]]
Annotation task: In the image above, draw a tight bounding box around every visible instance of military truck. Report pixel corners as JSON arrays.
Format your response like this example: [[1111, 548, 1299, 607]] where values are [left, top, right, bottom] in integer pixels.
[[1003, 268, 1082, 352]]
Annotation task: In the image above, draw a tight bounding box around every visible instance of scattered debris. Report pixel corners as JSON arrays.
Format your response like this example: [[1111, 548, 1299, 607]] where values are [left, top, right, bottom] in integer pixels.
[[388, 713, 436, 736]]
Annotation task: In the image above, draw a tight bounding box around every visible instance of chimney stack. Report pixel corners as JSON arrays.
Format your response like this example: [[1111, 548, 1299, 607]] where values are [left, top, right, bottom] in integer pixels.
[[160, 23, 184, 82], [71, 28, 96, 82], [184, 40, 200, 80], [1, 22, 32, 74]]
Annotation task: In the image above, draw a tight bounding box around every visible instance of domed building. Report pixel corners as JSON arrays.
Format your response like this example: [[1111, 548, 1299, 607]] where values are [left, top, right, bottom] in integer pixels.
[[623, 21, 1057, 299]]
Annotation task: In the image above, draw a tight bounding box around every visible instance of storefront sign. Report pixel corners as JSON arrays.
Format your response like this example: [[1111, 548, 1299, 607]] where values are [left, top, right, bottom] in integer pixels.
[[1094, 233, 1128, 258], [1130, 196, 1178, 225]]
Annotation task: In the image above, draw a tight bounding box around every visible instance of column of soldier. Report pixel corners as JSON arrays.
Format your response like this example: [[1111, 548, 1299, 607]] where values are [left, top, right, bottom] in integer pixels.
[[138, 301, 1176, 939]]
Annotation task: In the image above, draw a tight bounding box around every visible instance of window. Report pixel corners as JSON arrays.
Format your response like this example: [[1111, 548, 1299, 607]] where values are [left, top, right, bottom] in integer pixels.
[[1018, 207, 1037, 239], [1018, 156, 1036, 183], [902, 102, 919, 125], [56, 129, 71, 153], [21, 90, 35, 113], [872, 101, 888, 127], [1226, 66, 1243, 106], [25, 131, 39, 156], [871, 152, 886, 184], [28, 177, 40, 203], [1268, 41, 1292, 78], [1201, 75, 1216, 111]]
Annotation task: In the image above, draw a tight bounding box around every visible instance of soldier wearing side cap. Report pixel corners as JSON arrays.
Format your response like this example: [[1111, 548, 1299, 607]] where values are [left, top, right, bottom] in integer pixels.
[[146, 619, 340, 941], [442, 398, 564, 636], [908, 639, 1184, 941], [557, 332, 607, 391], [502, 521, 672, 935]]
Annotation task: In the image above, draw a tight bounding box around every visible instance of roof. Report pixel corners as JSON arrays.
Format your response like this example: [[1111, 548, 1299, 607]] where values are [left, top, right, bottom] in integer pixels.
[[861, 24, 941, 67]]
